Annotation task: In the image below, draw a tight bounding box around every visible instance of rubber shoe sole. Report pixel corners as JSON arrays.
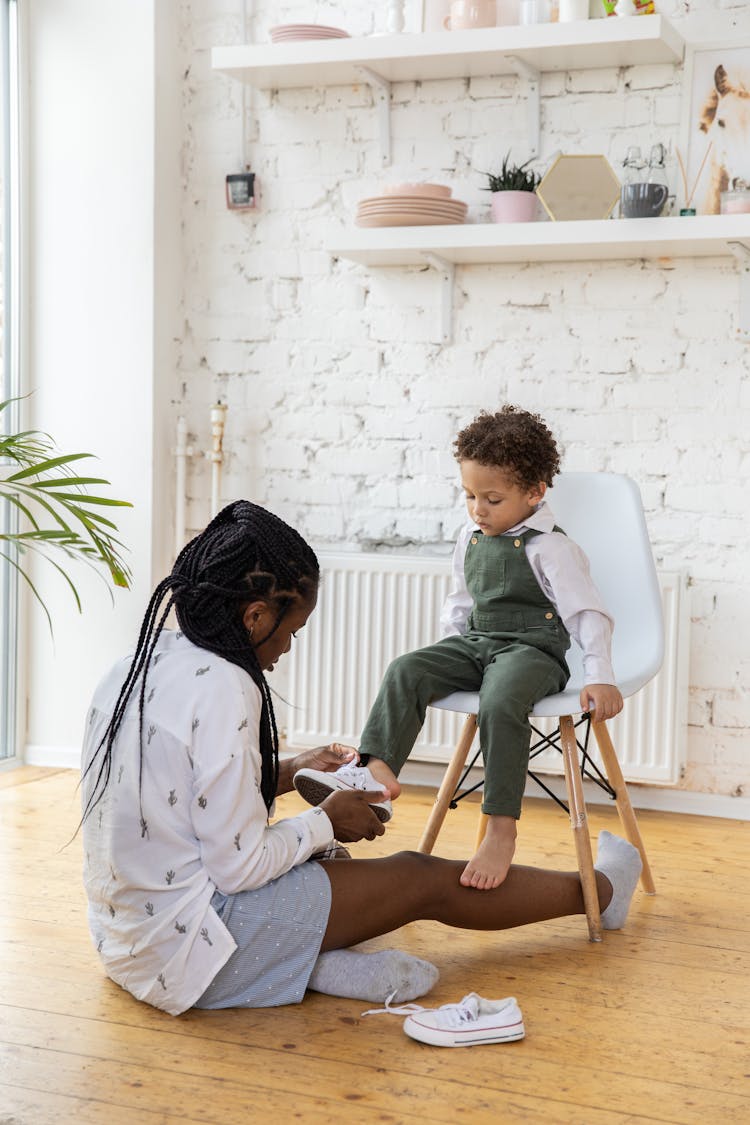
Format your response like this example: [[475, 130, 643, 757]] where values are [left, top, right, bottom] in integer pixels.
[[293, 770, 393, 823]]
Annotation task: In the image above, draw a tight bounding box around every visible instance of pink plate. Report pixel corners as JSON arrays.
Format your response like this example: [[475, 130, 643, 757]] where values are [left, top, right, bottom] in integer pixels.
[[358, 195, 466, 211], [356, 212, 466, 227], [381, 183, 452, 199]]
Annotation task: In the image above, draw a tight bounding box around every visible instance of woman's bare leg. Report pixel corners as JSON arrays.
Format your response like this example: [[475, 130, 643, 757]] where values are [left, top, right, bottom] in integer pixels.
[[318, 850, 613, 952]]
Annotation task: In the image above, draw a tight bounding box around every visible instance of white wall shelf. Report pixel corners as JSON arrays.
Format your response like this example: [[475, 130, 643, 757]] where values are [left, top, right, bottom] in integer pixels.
[[329, 215, 750, 266], [328, 215, 750, 343], [211, 17, 683, 90], [212, 16, 684, 164]]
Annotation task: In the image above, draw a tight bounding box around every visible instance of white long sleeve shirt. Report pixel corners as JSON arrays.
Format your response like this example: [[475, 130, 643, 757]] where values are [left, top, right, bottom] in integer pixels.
[[81, 629, 335, 1016], [440, 501, 616, 685]]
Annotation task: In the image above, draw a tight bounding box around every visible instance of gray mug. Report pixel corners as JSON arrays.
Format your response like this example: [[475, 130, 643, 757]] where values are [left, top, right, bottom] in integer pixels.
[[621, 182, 668, 219]]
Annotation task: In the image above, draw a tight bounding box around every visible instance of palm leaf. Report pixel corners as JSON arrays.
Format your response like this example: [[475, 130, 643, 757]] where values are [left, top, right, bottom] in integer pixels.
[[1, 397, 133, 620]]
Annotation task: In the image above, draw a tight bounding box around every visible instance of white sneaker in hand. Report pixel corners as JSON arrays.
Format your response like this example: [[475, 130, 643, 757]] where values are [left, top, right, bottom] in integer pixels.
[[293, 762, 393, 823], [403, 993, 525, 1047]]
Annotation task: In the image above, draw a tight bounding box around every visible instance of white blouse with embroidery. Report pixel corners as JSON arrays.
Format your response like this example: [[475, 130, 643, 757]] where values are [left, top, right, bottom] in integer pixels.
[[81, 629, 334, 1016]]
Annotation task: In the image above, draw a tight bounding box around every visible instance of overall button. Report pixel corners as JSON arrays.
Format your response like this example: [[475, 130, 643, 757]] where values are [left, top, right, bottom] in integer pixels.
[[514, 539, 522, 548], [471, 537, 478, 545], [545, 612, 554, 620]]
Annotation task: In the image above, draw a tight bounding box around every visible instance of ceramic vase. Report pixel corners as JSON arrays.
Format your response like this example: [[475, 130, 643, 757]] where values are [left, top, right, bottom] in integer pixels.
[[491, 191, 538, 222]]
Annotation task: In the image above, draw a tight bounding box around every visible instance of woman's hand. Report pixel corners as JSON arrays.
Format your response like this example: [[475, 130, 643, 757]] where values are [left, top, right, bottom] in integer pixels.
[[579, 683, 623, 722], [320, 790, 387, 844], [293, 742, 359, 775], [277, 743, 358, 795]]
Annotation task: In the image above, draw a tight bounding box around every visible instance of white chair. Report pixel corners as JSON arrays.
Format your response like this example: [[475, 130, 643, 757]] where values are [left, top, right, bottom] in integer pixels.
[[417, 472, 660, 942]]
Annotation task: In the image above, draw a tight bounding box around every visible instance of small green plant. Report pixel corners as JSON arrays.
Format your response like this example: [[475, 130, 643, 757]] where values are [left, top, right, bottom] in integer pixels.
[[0, 396, 132, 631], [480, 154, 541, 193]]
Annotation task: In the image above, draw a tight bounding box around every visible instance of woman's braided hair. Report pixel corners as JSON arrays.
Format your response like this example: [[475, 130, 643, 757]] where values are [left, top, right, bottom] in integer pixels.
[[81, 501, 319, 823]]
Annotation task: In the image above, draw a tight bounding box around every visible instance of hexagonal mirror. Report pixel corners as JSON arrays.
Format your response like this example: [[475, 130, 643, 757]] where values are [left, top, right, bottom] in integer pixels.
[[537, 154, 621, 221]]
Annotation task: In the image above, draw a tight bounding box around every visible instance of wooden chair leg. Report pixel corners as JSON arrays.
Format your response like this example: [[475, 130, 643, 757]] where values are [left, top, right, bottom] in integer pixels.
[[560, 715, 602, 943], [592, 720, 656, 895], [418, 714, 478, 854], [475, 812, 489, 850]]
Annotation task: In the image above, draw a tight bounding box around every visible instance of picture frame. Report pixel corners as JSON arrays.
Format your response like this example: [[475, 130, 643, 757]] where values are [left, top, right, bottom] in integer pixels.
[[679, 38, 750, 215]]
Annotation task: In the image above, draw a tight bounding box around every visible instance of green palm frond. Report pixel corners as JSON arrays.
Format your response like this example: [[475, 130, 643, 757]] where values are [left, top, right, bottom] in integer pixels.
[[1, 397, 133, 628]]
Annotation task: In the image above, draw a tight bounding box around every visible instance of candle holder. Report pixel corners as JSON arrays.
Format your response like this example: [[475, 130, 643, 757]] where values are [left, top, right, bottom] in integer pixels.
[[387, 1, 405, 33]]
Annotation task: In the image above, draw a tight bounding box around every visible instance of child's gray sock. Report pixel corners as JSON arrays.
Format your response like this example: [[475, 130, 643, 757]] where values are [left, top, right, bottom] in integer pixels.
[[594, 830, 643, 930], [307, 948, 439, 1003]]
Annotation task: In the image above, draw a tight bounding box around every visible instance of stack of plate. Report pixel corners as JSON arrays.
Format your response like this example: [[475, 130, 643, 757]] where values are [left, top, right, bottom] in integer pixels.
[[269, 24, 350, 42], [356, 184, 467, 227]]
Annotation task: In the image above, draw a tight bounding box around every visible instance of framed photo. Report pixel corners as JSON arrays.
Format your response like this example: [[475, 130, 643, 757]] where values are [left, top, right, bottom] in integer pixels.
[[679, 40, 750, 215]]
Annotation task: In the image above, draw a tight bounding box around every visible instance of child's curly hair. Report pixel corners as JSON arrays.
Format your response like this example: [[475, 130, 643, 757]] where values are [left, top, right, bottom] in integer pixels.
[[454, 406, 560, 489]]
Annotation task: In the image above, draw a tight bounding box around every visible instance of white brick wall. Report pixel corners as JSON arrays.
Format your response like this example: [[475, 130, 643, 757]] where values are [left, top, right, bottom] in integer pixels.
[[175, 0, 750, 801]]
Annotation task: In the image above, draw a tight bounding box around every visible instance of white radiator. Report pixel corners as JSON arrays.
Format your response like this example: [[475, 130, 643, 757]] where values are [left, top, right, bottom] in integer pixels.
[[287, 553, 689, 785]]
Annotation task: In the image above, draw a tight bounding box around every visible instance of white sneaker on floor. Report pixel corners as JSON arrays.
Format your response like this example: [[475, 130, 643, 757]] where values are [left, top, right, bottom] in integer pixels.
[[293, 763, 393, 823], [402, 993, 525, 1047]]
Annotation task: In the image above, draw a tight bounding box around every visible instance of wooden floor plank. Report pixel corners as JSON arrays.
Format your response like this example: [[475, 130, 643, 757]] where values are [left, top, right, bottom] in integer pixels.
[[2, 768, 748, 1125], [1, 996, 748, 1124]]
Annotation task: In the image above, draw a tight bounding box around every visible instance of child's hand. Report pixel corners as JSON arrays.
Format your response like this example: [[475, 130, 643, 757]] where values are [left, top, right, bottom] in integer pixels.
[[292, 743, 358, 775], [580, 684, 623, 721]]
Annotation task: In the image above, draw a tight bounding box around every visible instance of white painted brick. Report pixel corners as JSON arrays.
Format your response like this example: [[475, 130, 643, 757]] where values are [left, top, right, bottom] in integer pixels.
[[302, 507, 347, 541], [567, 69, 620, 95], [467, 75, 516, 100], [404, 448, 457, 478], [398, 479, 456, 509], [315, 444, 398, 476], [366, 480, 401, 508], [626, 64, 679, 91], [713, 693, 750, 729], [393, 513, 443, 541]]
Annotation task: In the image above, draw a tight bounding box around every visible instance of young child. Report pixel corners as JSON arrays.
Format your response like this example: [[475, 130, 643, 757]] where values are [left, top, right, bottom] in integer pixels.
[[295, 406, 623, 890]]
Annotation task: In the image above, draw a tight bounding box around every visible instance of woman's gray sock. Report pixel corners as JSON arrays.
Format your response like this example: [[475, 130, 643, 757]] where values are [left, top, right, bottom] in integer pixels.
[[595, 830, 643, 930], [307, 948, 439, 1003]]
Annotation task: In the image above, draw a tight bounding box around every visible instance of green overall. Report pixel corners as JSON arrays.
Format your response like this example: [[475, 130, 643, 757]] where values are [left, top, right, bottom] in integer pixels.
[[358, 529, 571, 818]]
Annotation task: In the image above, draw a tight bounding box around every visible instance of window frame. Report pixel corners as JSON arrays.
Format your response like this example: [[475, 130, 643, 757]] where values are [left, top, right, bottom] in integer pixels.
[[1, 0, 22, 765]]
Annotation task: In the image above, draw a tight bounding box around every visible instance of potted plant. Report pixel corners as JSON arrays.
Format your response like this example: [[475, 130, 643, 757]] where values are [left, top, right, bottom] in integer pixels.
[[481, 154, 541, 223], [1, 397, 132, 631]]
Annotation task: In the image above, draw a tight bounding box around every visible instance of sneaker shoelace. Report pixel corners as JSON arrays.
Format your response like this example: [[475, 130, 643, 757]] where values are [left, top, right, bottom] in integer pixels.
[[335, 764, 371, 790], [362, 992, 479, 1021], [433, 999, 480, 1028], [361, 990, 426, 1017]]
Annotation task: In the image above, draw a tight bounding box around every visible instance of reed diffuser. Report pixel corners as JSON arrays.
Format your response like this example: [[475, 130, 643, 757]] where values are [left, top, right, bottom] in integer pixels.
[[676, 142, 713, 216]]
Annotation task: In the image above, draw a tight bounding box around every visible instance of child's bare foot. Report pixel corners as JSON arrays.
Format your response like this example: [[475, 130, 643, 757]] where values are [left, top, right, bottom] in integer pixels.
[[365, 757, 402, 800], [459, 816, 518, 890]]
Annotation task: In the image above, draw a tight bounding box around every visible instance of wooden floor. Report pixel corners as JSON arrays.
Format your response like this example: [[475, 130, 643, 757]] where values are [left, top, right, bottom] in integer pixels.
[[1, 767, 748, 1125]]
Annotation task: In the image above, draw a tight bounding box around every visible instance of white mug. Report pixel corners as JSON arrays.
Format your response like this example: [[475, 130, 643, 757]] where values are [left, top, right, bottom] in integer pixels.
[[519, 0, 549, 23], [559, 0, 589, 19], [444, 0, 496, 29]]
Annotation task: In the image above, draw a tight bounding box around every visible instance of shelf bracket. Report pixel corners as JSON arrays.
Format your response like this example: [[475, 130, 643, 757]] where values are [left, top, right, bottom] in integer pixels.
[[503, 56, 541, 160], [355, 65, 391, 166], [422, 252, 455, 345], [727, 240, 750, 342]]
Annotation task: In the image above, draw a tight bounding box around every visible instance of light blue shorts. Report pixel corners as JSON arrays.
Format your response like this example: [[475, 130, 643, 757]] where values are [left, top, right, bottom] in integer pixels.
[[194, 860, 331, 1009]]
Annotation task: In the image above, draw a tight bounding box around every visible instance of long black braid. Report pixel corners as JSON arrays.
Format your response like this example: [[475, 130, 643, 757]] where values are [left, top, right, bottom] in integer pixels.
[[80, 501, 319, 824]]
